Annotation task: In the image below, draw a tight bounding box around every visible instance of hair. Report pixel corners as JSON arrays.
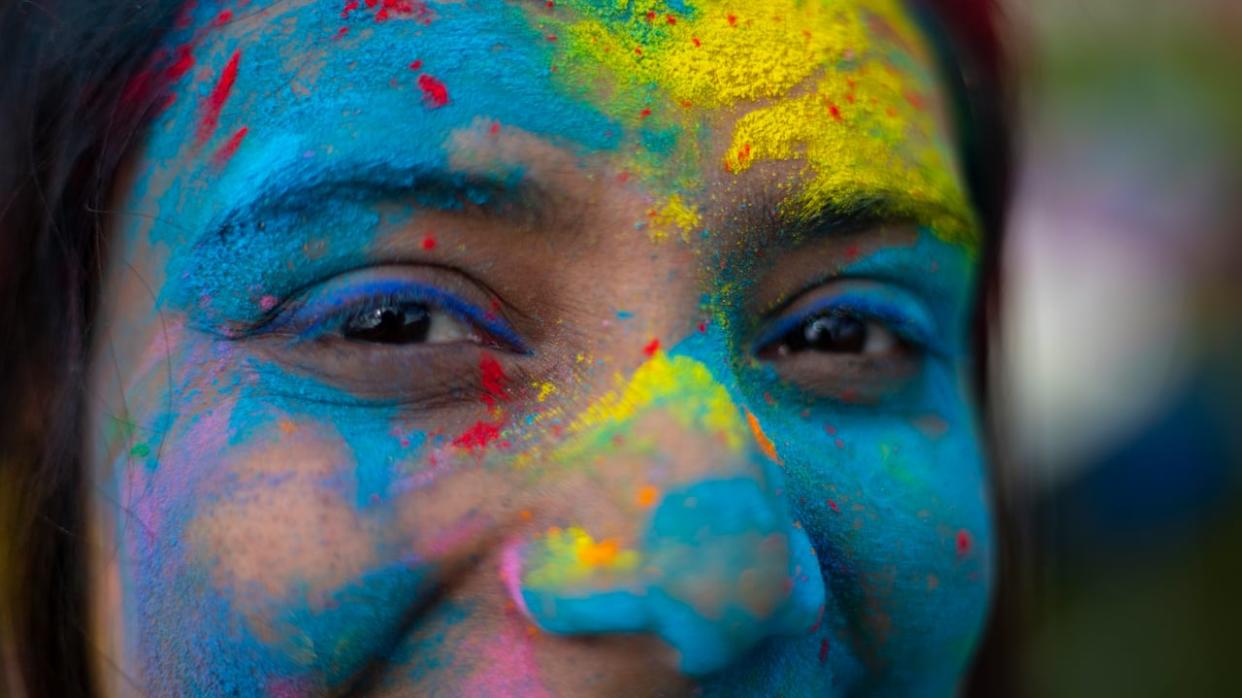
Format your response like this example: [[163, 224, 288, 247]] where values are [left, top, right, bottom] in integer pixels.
[[0, 2, 1012, 696]]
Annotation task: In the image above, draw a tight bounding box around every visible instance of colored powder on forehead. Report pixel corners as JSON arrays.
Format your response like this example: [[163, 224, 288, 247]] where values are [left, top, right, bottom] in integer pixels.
[[534, 0, 978, 245]]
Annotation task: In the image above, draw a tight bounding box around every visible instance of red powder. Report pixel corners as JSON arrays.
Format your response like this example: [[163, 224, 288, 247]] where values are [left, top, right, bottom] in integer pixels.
[[211, 127, 249, 168], [421, 235, 436, 250], [453, 421, 502, 451], [828, 103, 843, 121], [409, 59, 423, 70], [824, 423, 837, 435], [197, 50, 241, 146], [212, 9, 233, 26], [666, 14, 677, 25], [480, 354, 508, 407], [691, 36, 701, 47], [417, 74, 449, 108], [727, 13, 738, 26], [843, 244, 860, 261], [489, 122, 501, 135], [956, 529, 973, 558], [166, 45, 195, 82], [697, 321, 708, 333], [645, 10, 656, 22], [643, 338, 661, 357], [334, 26, 350, 39], [818, 637, 830, 663], [342, 0, 360, 19], [827, 499, 840, 513], [634, 46, 643, 56], [639, 107, 652, 119]]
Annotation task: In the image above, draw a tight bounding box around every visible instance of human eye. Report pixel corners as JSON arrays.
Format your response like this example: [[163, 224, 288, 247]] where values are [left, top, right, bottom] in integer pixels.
[[752, 280, 940, 402], [246, 265, 529, 404]]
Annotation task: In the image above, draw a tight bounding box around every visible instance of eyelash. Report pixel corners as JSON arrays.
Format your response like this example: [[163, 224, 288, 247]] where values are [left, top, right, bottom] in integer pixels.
[[273, 279, 529, 353]]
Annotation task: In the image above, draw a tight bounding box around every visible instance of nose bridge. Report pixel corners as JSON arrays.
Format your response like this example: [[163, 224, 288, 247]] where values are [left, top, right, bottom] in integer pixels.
[[511, 353, 826, 676]]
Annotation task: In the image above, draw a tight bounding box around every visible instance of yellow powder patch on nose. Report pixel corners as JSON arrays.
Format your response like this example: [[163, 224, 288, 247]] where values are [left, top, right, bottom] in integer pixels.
[[560, 352, 748, 457], [535, 380, 558, 402], [524, 526, 640, 589], [746, 410, 781, 464], [647, 193, 702, 241]]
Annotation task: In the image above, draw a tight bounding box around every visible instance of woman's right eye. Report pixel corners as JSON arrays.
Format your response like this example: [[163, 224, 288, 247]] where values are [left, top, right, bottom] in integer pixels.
[[342, 302, 476, 346]]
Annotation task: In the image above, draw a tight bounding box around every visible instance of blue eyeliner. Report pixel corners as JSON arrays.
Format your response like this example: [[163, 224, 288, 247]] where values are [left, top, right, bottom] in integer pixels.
[[272, 279, 529, 354], [753, 289, 943, 358]]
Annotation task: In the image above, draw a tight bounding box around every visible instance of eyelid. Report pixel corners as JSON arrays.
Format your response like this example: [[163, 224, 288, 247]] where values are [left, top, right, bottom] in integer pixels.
[[752, 284, 944, 357], [266, 277, 530, 353]]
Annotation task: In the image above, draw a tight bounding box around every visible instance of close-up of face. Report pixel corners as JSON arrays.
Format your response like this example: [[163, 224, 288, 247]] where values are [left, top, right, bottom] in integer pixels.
[[84, 0, 993, 695]]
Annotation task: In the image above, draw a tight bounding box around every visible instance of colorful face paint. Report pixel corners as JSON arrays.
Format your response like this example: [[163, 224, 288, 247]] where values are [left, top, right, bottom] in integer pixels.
[[88, 1, 991, 696]]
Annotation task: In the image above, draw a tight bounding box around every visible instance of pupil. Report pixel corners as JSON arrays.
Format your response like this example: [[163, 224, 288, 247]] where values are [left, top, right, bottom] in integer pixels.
[[791, 312, 866, 353], [344, 304, 431, 344]]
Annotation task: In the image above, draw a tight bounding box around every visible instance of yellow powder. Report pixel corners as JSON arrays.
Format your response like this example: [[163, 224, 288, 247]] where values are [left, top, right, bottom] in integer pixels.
[[524, 526, 640, 588]]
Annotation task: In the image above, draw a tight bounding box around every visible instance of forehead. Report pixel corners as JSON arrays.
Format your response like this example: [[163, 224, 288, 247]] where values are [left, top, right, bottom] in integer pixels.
[[137, 0, 972, 250]]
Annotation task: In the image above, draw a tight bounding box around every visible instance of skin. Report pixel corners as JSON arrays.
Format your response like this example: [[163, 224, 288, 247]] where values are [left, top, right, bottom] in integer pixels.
[[87, 1, 992, 695]]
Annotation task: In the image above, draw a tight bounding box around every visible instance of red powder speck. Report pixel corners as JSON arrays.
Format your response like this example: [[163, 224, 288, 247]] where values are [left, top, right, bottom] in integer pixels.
[[956, 529, 973, 558], [818, 637, 830, 663], [211, 126, 249, 168], [417, 74, 449, 108], [197, 50, 241, 146], [546, 0, 554, 7], [546, 34, 558, 42], [639, 107, 652, 119], [643, 338, 661, 357], [828, 103, 843, 121], [697, 321, 708, 333], [334, 26, 350, 39], [834, 438, 845, 449], [691, 36, 701, 47], [212, 9, 233, 26], [645, 10, 656, 22], [480, 354, 508, 407], [666, 14, 677, 25], [827, 499, 840, 513], [489, 122, 501, 135], [409, 59, 423, 70], [453, 421, 502, 451], [824, 423, 837, 435], [634, 46, 643, 56], [617, 171, 631, 183], [342, 0, 360, 19], [421, 235, 436, 250], [259, 294, 278, 311], [166, 45, 195, 82], [727, 13, 738, 26], [843, 244, 860, 261]]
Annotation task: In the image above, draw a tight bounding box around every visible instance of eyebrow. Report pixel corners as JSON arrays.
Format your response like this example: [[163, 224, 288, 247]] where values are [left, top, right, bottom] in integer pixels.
[[201, 158, 556, 250], [767, 190, 974, 246]]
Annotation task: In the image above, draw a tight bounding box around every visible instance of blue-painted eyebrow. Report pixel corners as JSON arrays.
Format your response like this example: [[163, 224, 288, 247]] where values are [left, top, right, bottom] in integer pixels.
[[198, 157, 553, 251]]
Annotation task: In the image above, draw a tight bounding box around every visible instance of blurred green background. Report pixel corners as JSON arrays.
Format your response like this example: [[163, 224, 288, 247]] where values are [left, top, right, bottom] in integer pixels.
[[1001, 0, 1242, 695]]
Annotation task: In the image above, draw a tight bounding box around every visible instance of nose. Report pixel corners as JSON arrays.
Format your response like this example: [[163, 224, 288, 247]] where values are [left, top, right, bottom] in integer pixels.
[[506, 352, 825, 676]]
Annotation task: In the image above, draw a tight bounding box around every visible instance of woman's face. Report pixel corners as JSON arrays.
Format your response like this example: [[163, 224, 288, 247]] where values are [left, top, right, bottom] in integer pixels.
[[88, 1, 992, 695]]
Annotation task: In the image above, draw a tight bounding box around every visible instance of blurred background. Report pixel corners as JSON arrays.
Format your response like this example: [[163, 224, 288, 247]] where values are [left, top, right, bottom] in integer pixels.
[[999, 0, 1241, 694]]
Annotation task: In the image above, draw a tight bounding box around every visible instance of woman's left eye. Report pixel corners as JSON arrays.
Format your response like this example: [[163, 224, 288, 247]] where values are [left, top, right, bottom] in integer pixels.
[[341, 302, 474, 345], [771, 310, 900, 357]]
